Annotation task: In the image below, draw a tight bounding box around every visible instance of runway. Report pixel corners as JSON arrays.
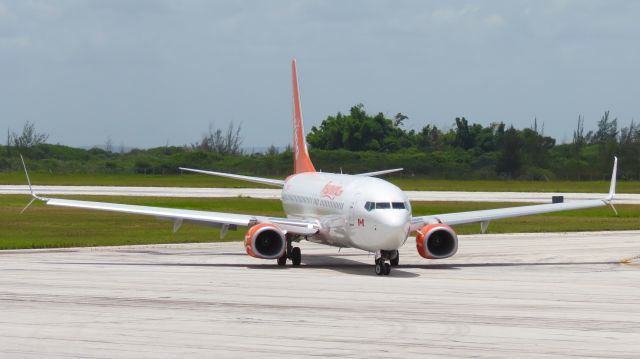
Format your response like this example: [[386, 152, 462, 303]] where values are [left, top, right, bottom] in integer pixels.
[[2, 185, 639, 204], [0, 231, 638, 358]]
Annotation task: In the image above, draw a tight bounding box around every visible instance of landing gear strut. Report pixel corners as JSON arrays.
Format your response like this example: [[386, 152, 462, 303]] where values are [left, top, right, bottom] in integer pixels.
[[374, 250, 395, 275], [390, 251, 399, 267], [277, 235, 302, 267]]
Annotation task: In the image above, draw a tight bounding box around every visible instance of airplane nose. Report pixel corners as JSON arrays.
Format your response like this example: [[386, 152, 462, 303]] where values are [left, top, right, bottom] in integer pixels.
[[377, 212, 411, 249]]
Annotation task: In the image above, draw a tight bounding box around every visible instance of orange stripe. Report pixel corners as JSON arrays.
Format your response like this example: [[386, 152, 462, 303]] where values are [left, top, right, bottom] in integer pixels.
[[291, 59, 316, 174]]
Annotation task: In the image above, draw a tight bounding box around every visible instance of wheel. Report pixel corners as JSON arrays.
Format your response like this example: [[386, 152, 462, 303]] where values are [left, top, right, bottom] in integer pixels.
[[383, 263, 391, 275], [390, 252, 399, 267], [291, 247, 302, 266], [375, 262, 383, 275], [277, 254, 287, 266]]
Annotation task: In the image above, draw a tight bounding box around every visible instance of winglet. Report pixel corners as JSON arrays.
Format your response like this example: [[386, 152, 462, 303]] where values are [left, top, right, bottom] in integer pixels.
[[605, 156, 618, 215], [19, 154, 43, 214], [19, 154, 37, 199], [606, 156, 617, 202]]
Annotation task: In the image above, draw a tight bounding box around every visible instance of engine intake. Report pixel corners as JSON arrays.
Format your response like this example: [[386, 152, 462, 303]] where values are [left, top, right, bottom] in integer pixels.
[[244, 223, 286, 259], [416, 224, 458, 259]]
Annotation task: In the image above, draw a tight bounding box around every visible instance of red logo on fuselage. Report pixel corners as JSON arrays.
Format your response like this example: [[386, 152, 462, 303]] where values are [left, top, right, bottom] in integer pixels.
[[320, 182, 343, 200], [357, 218, 365, 227]]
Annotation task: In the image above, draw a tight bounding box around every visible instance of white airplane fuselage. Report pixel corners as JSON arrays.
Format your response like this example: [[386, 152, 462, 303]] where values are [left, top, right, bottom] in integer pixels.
[[281, 172, 411, 252]]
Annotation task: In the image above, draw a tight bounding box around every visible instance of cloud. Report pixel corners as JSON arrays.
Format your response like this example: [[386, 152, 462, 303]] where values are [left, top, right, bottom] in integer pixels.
[[432, 4, 481, 24], [484, 14, 505, 27]]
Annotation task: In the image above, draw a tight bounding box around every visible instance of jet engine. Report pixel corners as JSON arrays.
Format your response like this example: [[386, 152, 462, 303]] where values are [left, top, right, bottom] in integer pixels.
[[416, 223, 458, 259], [244, 223, 286, 259]]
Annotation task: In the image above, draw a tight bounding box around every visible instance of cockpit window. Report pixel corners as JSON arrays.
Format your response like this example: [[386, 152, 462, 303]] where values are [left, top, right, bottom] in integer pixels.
[[375, 202, 391, 209], [365, 201, 407, 210], [392, 202, 405, 209]]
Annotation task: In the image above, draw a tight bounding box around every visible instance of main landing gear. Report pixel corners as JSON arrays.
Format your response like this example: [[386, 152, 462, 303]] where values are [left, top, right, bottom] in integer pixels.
[[374, 250, 398, 276], [277, 236, 301, 267]]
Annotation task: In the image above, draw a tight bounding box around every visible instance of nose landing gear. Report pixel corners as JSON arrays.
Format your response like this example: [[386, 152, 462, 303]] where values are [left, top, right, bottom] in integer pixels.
[[374, 250, 397, 275], [375, 258, 391, 275]]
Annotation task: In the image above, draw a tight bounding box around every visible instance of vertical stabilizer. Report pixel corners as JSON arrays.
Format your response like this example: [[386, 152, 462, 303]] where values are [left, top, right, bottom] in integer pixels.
[[291, 59, 316, 174]]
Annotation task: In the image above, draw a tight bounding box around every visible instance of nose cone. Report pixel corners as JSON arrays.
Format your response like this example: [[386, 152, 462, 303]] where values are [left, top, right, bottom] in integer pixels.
[[377, 211, 411, 250]]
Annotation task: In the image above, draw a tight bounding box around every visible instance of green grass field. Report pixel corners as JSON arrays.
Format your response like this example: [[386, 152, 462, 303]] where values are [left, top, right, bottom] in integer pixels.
[[1, 171, 639, 193], [1, 194, 638, 250]]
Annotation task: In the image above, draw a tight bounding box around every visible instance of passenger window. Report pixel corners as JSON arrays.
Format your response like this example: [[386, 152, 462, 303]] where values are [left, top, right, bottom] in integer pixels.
[[392, 202, 405, 209], [375, 202, 391, 209], [364, 201, 374, 211]]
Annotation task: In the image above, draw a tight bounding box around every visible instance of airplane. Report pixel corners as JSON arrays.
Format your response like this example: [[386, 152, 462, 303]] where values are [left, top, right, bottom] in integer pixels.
[[20, 59, 619, 275]]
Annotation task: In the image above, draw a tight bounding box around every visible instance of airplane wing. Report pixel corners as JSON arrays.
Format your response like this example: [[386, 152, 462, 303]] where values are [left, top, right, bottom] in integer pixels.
[[179, 167, 285, 187], [43, 197, 318, 236], [356, 168, 403, 177], [411, 158, 618, 232], [19, 155, 316, 236]]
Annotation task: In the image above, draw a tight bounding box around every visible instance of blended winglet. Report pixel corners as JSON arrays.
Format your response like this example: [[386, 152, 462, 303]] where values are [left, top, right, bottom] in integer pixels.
[[606, 156, 618, 202], [19, 154, 36, 198], [19, 154, 44, 214]]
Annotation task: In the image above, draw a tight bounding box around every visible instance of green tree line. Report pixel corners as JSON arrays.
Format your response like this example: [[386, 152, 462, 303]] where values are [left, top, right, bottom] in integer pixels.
[[2, 106, 639, 180]]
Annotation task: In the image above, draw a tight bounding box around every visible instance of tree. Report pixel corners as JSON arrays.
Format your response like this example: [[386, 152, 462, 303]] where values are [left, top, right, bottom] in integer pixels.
[[496, 126, 523, 178], [307, 104, 410, 152], [393, 113, 408, 127], [196, 122, 243, 155], [572, 115, 587, 147], [10, 121, 49, 149], [590, 111, 618, 145], [453, 117, 474, 150]]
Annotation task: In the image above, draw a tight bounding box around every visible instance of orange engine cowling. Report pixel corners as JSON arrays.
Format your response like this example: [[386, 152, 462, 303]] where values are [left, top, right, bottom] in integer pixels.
[[416, 223, 458, 259], [244, 223, 286, 259]]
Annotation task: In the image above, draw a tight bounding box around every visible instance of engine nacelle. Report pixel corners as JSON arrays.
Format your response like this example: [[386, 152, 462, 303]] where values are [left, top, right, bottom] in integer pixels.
[[416, 223, 458, 259], [244, 223, 286, 259]]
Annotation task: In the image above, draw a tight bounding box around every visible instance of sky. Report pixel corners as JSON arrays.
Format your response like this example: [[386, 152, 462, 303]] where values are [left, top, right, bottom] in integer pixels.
[[0, 0, 639, 149]]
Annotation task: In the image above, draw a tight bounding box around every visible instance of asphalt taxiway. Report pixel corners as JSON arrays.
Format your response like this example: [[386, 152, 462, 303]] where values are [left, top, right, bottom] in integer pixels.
[[0, 231, 638, 358], [2, 185, 639, 204]]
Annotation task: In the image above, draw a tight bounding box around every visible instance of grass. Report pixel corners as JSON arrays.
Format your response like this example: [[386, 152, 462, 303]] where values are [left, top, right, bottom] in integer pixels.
[[1, 194, 638, 250], [1, 171, 639, 193]]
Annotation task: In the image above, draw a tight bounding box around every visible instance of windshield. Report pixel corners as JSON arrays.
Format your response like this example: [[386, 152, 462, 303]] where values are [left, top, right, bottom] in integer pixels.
[[364, 201, 407, 210]]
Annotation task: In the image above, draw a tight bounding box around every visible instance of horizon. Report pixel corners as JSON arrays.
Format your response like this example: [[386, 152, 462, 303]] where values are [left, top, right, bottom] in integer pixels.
[[1, 1, 638, 148]]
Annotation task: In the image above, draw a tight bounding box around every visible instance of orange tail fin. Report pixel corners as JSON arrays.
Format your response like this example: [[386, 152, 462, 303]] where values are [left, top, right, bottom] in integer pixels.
[[291, 59, 316, 174]]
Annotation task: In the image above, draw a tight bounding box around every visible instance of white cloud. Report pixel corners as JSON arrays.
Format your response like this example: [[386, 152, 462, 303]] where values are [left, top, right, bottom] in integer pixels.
[[431, 4, 480, 25], [484, 14, 505, 27]]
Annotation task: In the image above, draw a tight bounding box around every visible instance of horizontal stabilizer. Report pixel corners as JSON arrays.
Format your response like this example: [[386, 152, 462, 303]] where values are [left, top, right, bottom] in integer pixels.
[[356, 168, 403, 177], [179, 167, 285, 187]]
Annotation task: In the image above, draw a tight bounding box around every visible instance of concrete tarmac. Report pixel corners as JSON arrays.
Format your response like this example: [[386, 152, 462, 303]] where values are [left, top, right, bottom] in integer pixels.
[[0, 231, 639, 358], [2, 185, 639, 204]]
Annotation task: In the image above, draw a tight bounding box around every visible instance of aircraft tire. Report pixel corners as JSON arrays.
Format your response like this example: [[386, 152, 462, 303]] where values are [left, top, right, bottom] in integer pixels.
[[291, 247, 302, 266], [375, 262, 383, 275], [277, 254, 287, 266], [383, 263, 391, 275]]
